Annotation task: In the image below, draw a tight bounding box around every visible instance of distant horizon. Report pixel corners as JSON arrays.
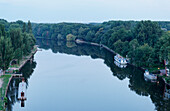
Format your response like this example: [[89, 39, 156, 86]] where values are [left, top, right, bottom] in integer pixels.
[[1, 18, 170, 24]]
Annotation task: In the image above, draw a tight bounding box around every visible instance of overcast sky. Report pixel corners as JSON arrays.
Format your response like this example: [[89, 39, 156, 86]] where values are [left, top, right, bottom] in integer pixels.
[[0, 0, 170, 23]]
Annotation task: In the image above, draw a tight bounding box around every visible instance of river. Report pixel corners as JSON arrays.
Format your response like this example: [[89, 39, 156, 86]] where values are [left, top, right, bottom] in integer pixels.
[[6, 39, 170, 111]]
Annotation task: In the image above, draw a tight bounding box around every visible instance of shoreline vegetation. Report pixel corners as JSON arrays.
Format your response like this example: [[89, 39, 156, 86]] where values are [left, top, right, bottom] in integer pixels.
[[31, 20, 169, 84], [0, 20, 36, 110], [0, 19, 169, 109], [75, 39, 170, 85], [0, 46, 37, 111], [8, 45, 37, 73], [32, 20, 169, 68]]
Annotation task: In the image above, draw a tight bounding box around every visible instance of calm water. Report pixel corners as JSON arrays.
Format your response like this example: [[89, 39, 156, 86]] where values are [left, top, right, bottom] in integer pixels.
[[6, 40, 170, 111]]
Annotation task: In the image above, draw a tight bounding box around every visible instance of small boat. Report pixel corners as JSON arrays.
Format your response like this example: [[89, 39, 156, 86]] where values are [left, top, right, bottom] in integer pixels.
[[114, 54, 127, 64], [144, 69, 157, 80]]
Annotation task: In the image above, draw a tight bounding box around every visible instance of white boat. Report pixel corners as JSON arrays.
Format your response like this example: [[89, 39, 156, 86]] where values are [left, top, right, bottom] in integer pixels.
[[114, 54, 127, 64], [144, 70, 157, 80]]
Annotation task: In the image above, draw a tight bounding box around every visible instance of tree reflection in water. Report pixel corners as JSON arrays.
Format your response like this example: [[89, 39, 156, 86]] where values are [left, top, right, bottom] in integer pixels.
[[7, 39, 170, 111], [6, 60, 36, 111], [37, 39, 170, 111]]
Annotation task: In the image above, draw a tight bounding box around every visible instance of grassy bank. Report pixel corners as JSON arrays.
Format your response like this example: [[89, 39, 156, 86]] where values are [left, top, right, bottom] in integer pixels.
[[0, 75, 12, 110]]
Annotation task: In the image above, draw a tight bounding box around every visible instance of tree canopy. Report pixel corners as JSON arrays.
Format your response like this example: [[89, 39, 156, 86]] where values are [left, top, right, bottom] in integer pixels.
[[0, 20, 36, 74]]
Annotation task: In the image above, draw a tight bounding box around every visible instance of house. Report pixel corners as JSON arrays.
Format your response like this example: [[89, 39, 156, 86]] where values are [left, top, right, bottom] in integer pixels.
[[160, 69, 169, 76]]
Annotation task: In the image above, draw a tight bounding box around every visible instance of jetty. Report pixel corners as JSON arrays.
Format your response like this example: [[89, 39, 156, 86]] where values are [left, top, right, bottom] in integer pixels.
[[76, 39, 117, 54]]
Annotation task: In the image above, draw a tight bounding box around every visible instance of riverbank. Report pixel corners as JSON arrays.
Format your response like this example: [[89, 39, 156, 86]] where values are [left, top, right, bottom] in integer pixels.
[[0, 45, 37, 111], [76, 39, 170, 85], [8, 45, 38, 73], [0, 75, 12, 111]]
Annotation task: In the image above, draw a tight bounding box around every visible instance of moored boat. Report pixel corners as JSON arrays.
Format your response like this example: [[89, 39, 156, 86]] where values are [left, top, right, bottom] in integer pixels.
[[114, 54, 127, 64], [144, 69, 157, 80]]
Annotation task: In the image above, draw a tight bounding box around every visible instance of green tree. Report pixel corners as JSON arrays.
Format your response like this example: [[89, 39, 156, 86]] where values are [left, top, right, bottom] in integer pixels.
[[134, 44, 153, 67], [0, 36, 13, 75], [22, 22, 26, 33], [9, 29, 24, 63], [113, 39, 123, 54], [86, 31, 95, 41], [128, 39, 139, 63], [113, 40, 129, 56], [129, 39, 139, 51], [22, 33, 32, 55], [28, 20, 32, 33], [9, 24, 20, 29], [134, 20, 163, 47], [0, 24, 5, 37], [93, 28, 103, 43], [66, 34, 76, 41], [156, 32, 170, 63]]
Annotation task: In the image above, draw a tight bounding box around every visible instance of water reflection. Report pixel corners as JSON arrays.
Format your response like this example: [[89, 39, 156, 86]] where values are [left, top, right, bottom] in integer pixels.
[[18, 79, 27, 107], [164, 84, 170, 100], [6, 60, 36, 111], [7, 39, 170, 111], [37, 39, 170, 110], [114, 61, 127, 68]]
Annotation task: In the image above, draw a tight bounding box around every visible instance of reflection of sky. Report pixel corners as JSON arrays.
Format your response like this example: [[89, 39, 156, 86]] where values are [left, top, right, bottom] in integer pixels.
[[13, 49, 155, 111], [0, 0, 169, 23]]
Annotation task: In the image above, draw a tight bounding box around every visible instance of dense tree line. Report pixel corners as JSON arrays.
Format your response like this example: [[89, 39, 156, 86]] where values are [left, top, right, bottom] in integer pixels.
[[0, 20, 36, 74], [32, 20, 170, 68]]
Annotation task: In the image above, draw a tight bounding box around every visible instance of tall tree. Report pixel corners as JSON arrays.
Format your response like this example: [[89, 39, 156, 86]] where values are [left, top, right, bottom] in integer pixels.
[[156, 32, 170, 63], [27, 20, 32, 33], [9, 29, 24, 63], [0, 36, 13, 75], [128, 39, 139, 63], [22, 22, 26, 33], [0, 24, 5, 37]]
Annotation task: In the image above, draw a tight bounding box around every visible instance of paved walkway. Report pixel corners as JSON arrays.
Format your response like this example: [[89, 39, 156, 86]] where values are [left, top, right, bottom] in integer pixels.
[[0, 78, 3, 88]]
